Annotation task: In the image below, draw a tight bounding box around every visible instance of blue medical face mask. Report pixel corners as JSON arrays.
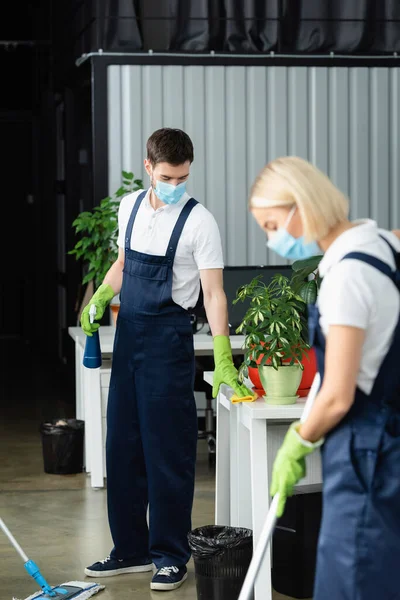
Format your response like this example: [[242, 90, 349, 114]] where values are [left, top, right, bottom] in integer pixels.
[[153, 179, 187, 205], [267, 206, 321, 260]]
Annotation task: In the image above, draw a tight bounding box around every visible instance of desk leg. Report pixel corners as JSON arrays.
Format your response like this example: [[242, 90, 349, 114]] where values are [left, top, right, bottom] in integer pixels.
[[236, 409, 252, 530], [250, 419, 273, 600], [215, 392, 230, 526], [82, 365, 91, 474], [75, 343, 83, 421], [76, 344, 88, 470], [229, 403, 239, 526], [83, 367, 104, 489]]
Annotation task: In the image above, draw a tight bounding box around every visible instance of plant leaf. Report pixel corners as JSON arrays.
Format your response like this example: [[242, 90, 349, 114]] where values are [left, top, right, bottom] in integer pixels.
[[291, 256, 322, 273], [300, 280, 318, 305]]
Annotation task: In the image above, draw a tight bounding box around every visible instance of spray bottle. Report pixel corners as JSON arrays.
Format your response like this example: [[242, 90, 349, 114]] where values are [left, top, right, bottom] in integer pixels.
[[83, 304, 102, 368]]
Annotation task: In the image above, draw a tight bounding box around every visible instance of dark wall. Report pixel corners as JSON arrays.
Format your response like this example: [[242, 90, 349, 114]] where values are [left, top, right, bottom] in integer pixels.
[[61, 0, 400, 61], [0, 2, 58, 357]]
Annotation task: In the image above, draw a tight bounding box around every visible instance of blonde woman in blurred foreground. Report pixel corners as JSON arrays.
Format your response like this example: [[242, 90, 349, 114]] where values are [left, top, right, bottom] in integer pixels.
[[249, 157, 400, 600]]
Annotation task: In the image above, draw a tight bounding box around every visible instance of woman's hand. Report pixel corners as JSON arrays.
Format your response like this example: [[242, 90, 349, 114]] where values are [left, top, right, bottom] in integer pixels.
[[270, 422, 323, 517]]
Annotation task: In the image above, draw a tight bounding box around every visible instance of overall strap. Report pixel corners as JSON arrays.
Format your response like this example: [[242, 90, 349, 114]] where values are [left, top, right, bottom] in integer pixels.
[[379, 234, 400, 280], [124, 190, 148, 249], [342, 242, 400, 409], [165, 198, 198, 264], [342, 251, 397, 284]]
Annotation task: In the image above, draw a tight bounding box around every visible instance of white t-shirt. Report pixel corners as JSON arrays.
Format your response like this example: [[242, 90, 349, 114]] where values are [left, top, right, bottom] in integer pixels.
[[117, 188, 224, 310], [317, 220, 400, 394]]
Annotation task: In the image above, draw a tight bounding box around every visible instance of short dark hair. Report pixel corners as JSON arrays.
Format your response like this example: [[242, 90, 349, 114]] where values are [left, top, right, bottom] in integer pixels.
[[146, 128, 194, 166]]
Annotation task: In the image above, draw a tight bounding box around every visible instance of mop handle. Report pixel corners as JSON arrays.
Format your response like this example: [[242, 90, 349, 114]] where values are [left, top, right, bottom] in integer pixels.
[[238, 494, 280, 600], [0, 518, 29, 562], [238, 372, 321, 600], [0, 518, 56, 596], [300, 372, 321, 425]]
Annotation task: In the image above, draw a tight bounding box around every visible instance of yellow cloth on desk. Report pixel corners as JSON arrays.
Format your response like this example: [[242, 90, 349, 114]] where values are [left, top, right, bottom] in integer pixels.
[[230, 393, 257, 404]]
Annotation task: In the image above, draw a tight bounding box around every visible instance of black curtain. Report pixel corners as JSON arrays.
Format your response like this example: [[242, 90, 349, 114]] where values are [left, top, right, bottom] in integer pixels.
[[283, 0, 400, 54], [84, 0, 400, 54]]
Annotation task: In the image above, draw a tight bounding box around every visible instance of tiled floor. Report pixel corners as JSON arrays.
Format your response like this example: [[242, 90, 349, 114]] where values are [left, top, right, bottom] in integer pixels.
[[0, 342, 307, 600]]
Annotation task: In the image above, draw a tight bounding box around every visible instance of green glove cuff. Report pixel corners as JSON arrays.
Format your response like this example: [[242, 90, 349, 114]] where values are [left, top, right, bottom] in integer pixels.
[[286, 422, 324, 460], [213, 335, 233, 362], [92, 283, 115, 307]]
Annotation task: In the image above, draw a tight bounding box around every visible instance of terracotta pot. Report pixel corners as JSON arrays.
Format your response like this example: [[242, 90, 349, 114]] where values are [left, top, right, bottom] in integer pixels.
[[298, 347, 318, 391], [248, 347, 317, 396], [110, 303, 120, 326], [248, 366, 263, 391]]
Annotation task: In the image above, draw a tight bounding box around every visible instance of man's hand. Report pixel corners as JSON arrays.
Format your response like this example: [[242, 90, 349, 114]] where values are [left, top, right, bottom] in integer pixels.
[[212, 335, 253, 398], [81, 283, 115, 336]]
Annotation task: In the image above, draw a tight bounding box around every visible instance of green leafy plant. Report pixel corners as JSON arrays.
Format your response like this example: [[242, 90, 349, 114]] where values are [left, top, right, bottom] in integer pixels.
[[69, 171, 143, 288], [290, 255, 322, 304], [235, 274, 310, 377]]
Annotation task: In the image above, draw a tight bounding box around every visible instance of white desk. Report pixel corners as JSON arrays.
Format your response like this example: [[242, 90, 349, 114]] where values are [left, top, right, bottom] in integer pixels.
[[204, 371, 322, 600], [68, 326, 246, 489]]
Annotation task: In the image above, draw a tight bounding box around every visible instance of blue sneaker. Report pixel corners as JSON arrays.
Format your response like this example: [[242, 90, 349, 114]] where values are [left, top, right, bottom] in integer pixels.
[[84, 555, 153, 578], [150, 565, 188, 591]]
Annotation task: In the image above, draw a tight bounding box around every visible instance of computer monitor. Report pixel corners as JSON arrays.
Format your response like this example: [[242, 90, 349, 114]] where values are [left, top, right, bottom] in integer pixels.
[[190, 264, 295, 334], [223, 265, 293, 333]]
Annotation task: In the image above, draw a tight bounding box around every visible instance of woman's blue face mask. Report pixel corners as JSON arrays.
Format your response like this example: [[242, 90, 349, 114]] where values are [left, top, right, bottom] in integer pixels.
[[267, 206, 321, 261]]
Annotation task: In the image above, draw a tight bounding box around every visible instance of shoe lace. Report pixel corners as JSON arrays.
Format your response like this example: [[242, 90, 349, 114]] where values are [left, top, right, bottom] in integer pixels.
[[158, 566, 179, 577], [100, 556, 111, 564]]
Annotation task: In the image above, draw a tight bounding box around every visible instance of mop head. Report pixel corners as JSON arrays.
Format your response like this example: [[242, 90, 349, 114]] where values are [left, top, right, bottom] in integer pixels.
[[14, 581, 105, 600]]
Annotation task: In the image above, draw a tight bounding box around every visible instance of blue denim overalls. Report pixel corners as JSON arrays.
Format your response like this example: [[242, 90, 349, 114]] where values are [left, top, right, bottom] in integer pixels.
[[106, 190, 199, 568], [308, 238, 400, 599]]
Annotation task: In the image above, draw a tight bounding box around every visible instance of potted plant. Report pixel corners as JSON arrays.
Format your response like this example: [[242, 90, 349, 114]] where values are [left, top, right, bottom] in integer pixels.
[[69, 171, 143, 324], [290, 255, 322, 304], [287, 255, 322, 391], [235, 274, 311, 405]]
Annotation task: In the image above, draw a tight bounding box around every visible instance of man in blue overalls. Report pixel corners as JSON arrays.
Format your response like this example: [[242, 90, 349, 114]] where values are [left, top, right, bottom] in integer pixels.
[[81, 129, 251, 591]]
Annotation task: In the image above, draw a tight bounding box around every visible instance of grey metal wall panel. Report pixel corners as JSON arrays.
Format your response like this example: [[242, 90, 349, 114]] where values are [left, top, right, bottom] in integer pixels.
[[184, 67, 206, 209], [246, 67, 268, 265], [107, 65, 400, 267], [349, 69, 370, 220], [226, 67, 247, 266], [329, 68, 349, 197], [205, 67, 227, 257], [121, 65, 143, 187], [108, 66, 122, 194], [390, 69, 400, 227], [371, 68, 390, 228], [288, 68, 309, 158]]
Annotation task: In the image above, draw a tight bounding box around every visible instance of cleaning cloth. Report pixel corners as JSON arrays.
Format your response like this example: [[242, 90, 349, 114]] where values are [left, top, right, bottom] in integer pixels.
[[230, 393, 257, 404]]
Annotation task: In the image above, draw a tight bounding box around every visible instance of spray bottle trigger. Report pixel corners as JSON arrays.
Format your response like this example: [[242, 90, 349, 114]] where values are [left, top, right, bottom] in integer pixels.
[[89, 304, 97, 324]]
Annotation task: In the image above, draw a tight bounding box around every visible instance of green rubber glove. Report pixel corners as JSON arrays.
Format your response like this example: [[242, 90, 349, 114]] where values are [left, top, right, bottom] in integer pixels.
[[80, 283, 115, 336], [270, 422, 324, 517], [212, 335, 253, 399]]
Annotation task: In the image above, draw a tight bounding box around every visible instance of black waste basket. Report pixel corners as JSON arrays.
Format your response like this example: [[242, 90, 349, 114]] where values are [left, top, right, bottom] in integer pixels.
[[272, 484, 322, 598], [40, 419, 84, 474], [188, 525, 252, 600]]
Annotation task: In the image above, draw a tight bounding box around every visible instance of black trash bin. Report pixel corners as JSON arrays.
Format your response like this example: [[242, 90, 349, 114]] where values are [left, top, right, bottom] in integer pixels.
[[40, 419, 84, 475], [188, 525, 252, 600], [272, 484, 322, 598]]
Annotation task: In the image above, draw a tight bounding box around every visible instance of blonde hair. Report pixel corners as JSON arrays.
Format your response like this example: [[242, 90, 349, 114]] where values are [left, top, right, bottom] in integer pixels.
[[249, 156, 349, 242]]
